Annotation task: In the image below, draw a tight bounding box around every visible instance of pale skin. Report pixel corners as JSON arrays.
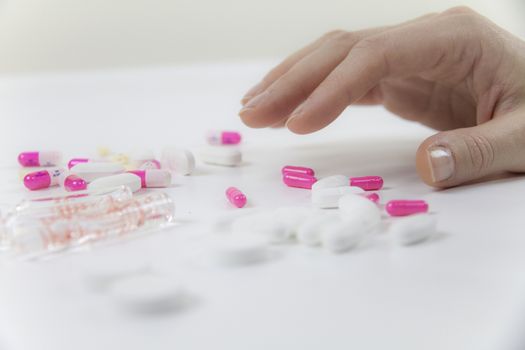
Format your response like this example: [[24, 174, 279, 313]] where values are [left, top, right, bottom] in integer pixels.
[[238, 7, 525, 188]]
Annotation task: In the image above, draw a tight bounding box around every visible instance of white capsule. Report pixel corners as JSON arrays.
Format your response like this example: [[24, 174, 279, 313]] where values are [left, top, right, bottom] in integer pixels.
[[161, 147, 195, 175], [338, 194, 382, 233], [389, 214, 437, 246], [297, 212, 338, 246], [108, 275, 184, 314], [311, 186, 364, 209], [88, 173, 142, 193], [199, 146, 242, 167], [211, 234, 268, 266], [321, 220, 364, 253], [311, 175, 349, 191], [70, 162, 125, 183]]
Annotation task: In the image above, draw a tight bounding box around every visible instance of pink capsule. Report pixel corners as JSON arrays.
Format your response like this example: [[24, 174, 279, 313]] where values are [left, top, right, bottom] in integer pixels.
[[281, 165, 315, 176], [364, 193, 380, 203], [283, 173, 317, 189], [63, 175, 87, 192], [207, 131, 242, 145], [127, 170, 172, 188], [68, 158, 90, 169], [350, 176, 383, 191], [23, 168, 64, 191], [226, 187, 247, 208], [18, 151, 62, 167], [386, 200, 429, 217]]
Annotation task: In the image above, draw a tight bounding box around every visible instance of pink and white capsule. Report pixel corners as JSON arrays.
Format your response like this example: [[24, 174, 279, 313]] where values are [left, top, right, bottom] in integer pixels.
[[350, 176, 383, 191], [18, 151, 62, 167], [283, 173, 317, 189], [23, 167, 64, 190], [127, 170, 171, 188], [68, 158, 90, 169], [226, 187, 247, 208], [386, 200, 428, 216], [281, 165, 315, 176], [64, 175, 87, 192], [207, 131, 242, 145]]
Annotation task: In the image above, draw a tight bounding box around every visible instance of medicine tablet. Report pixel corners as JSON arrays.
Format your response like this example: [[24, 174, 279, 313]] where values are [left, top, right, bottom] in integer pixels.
[[274, 207, 313, 237], [311, 175, 349, 191], [127, 169, 171, 188], [199, 146, 242, 167], [338, 194, 382, 233], [311, 186, 364, 209], [23, 167, 64, 191], [108, 274, 184, 313], [161, 147, 195, 175], [18, 151, 62, 167], [232, 212, 290, 244], [297, 212, 337, 246], [88, 173, 142, 193], [211, 234, 268, 266], [207, 130, 242, 145], [389, 214, 437, 246], [70, 162, 125, 183], [321, 220, 364, 253]]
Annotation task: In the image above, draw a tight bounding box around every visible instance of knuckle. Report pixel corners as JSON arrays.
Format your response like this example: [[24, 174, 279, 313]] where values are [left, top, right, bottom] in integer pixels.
[[461, 133, 496, 174], [442, 6, 476, 16], [324, 30, 347, 40]]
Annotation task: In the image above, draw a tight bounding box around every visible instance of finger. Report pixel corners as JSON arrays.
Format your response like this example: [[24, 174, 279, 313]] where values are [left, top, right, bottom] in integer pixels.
[[239, 29, 385, 128], [240, 33, 335, 105], [286, 12, 479, 134], [416, 106, 525, 188]]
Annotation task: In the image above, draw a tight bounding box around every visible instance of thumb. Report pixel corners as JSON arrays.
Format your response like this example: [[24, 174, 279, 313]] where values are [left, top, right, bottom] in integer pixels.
[[416, 107, 525, 188]]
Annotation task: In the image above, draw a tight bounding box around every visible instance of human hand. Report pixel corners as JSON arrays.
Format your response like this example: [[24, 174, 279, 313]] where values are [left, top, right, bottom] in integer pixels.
[[239, 7, 525, 188]]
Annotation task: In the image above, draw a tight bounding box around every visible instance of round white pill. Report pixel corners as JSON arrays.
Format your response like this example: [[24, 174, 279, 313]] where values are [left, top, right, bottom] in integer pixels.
[[88, 173, 142, 193], [108, 274, 184, 313], [311, 186, 364, 209], [199, 146, 242, 167], [297, 212, 338, 246], [321, 220, 364, 253], [70, 162, 126, 183], [389, 214, 437, 246], [338, 194, 382, 233], [311, 175, 349, 191], [211, 234, 268, 266], [161, 147, 195, 175]]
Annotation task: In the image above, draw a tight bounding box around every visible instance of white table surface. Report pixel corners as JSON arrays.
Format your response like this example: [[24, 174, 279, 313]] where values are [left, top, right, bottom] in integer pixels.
[[0, 62, 525, 350]]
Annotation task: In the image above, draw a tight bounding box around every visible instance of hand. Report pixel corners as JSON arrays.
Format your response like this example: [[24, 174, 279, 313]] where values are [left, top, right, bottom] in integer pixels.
[[238, 7, 525, 188]]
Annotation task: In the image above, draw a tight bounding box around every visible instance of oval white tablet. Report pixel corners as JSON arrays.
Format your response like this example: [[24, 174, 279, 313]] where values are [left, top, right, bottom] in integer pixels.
[[161, 147, 195, 175], [70, 162, 125, 183], [389, 214, 437, 246], [211, 234, 268, 266], [338, 194, 382, 233], [311, 175, 349, 191], [297, 212, 338, 246], [321, 220, 364, 253], [108, 274, 184, 313], [199, 146, 242, 167], [311, 186, 364, 209], [88, 173, 142, 193]]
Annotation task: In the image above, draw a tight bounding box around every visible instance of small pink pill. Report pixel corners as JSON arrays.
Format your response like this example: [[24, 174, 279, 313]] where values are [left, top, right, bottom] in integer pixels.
[[386, 200, 429, 216], [350, 176, 383, 191], [207, 131, 242, 145], [281, 165, 315, 176], [18, 151, 62, 167], [282, 173, 317, 189], [127, 170, 172, 188], [68, 158, 90, 169], [23, 168, 64, 191], [226, 187, 247, 208], [64, 175, 87, 192], [364, 193, 380, 203]]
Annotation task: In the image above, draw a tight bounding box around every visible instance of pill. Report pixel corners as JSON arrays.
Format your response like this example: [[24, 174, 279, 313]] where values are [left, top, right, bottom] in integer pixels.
[[281, 165, 315, 176], [88, 173, 142, 193], [389, 214, 437, 246], [161, 147, 196, 175], [225, 187, 247, 208], [283, 172, 317, 189], [70, 162, 125, 183], [127, 170, 172, 188], [386, 200, 429, 216], [207, 130, 242, 145], [211, 234, 268, 266], [311, 186, 364, 209], [108, 274, 184, 314], [321, 220, 364, 253], [297, 212, 337, 246], [274, 206, 313, 237], [199, 146, 242, 167], [338, 194, 382, 233], [18, 151, 62, 167], [311, 175, 348, 191], [350, 176, 384, 191], [23, 167, 64, 190], [364, 192, 380, 203], [232, 212, 290, 243], [63, 175, 87, 192], [67, 158, 89, 169]]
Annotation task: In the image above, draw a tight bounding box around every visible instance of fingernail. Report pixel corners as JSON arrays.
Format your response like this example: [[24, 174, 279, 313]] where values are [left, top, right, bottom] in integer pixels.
[[427, 146, 454, 182], [239, 91, 268, 115], [241, 82, 264, 105]]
